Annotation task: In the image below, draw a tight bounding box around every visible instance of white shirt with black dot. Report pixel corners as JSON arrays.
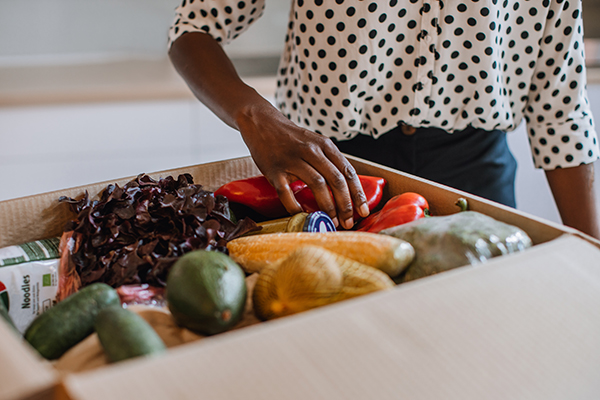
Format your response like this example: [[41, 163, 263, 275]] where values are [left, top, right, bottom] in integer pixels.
[[169, 0, 599, 170]]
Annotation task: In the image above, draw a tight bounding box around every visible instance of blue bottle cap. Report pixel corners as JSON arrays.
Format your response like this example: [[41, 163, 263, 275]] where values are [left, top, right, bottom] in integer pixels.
[[303, 211, 337, 233]]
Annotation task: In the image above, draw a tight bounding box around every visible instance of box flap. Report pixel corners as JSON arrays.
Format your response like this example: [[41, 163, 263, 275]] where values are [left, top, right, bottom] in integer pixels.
[[60, 235, 600, 400], [0, 321, 57, 400]]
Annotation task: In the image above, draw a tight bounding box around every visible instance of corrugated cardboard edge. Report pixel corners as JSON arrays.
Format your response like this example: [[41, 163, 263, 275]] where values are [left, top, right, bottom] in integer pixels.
[[0, 157, 260, 248], [57, 235, 600, 400], [0, 321, 57, 400]]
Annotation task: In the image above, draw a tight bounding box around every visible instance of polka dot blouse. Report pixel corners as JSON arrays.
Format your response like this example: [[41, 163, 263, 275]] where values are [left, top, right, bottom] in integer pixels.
[[169, 0, 599, 170]]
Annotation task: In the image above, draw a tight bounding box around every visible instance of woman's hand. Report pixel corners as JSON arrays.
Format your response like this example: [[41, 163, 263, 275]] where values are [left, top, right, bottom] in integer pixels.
[[237, 101, 369, 229]]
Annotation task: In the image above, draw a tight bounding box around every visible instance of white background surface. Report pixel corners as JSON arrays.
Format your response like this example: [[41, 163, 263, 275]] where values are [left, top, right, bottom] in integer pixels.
[[0, 0, 290, 65]]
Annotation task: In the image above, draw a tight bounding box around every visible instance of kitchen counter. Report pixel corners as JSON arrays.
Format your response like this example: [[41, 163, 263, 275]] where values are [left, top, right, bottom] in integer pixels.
[[0, 56, 279, 107]]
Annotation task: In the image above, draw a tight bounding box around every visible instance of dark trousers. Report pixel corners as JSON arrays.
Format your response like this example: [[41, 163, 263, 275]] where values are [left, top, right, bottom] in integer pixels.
[[333, 126, 517, 207]]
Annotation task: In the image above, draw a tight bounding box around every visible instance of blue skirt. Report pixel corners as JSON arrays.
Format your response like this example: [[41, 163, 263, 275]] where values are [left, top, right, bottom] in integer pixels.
[[333, 125, 517, 207]]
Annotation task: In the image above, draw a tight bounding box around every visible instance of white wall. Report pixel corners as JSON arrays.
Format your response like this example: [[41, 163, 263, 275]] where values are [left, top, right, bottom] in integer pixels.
[[507, 123, 562, 224], [0, 0, 290, 65]]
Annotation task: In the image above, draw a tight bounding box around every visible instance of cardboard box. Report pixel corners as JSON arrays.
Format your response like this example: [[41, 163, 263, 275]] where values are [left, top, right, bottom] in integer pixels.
[[2, 155, 600, 400]]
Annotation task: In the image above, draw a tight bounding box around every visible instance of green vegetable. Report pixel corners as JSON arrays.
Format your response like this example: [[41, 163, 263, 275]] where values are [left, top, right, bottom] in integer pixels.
[[381, 211, 533, 283], [95, 306, 166, 363], [0, 297, 17, 333], [167, 250, 247, 335], [24, 283, 120, 360]]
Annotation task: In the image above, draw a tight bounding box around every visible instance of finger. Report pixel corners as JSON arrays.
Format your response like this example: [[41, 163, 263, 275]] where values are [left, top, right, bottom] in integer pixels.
[[293, 165, 341, 228], [321, 141, 369, 218], [270, 175, 304, 216], [317, 166, 354, 229]]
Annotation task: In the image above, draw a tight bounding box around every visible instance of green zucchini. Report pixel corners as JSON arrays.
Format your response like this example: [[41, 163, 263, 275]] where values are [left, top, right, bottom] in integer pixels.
[[95, 306, 166, 363], [24, 282, 120, 360]]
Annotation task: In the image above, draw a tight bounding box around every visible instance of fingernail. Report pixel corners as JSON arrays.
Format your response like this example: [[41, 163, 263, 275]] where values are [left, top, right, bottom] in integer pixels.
[[332, 217, 339, 227], [359, 203, 370, 217], [344, 218, 354, 229]]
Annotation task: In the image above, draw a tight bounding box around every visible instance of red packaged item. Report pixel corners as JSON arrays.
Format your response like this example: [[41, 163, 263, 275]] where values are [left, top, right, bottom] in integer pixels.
[[116, 284, 166, 308], [56, 231, 83, 302]]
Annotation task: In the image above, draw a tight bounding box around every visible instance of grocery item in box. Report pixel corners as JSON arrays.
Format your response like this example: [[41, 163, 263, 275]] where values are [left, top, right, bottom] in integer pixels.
[[0, 238, 60, 333], [381, 211, 533, 282]]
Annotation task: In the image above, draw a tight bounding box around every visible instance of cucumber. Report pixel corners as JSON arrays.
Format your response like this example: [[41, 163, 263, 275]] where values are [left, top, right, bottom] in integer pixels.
[[24, 282, 120, 360], [95, 306, 166, 363], [167, 250, 247, 335]]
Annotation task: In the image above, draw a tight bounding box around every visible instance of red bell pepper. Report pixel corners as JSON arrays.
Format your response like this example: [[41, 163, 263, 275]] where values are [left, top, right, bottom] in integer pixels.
[[214, 176, 307, 218], [214, 175, 386, 220], [355, 192, 429, 233]]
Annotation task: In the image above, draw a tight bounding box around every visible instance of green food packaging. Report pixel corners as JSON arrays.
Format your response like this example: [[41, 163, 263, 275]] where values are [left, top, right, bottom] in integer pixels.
[[381, 211, 533, 283]]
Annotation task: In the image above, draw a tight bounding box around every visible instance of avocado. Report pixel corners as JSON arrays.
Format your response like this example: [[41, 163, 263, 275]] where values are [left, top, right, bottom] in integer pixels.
[[167, 250, 247, 335]]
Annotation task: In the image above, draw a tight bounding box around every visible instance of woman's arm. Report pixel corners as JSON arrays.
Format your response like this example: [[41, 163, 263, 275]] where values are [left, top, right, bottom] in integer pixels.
[[545, 163, 600, 239], [168, 32, 369, 229]]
